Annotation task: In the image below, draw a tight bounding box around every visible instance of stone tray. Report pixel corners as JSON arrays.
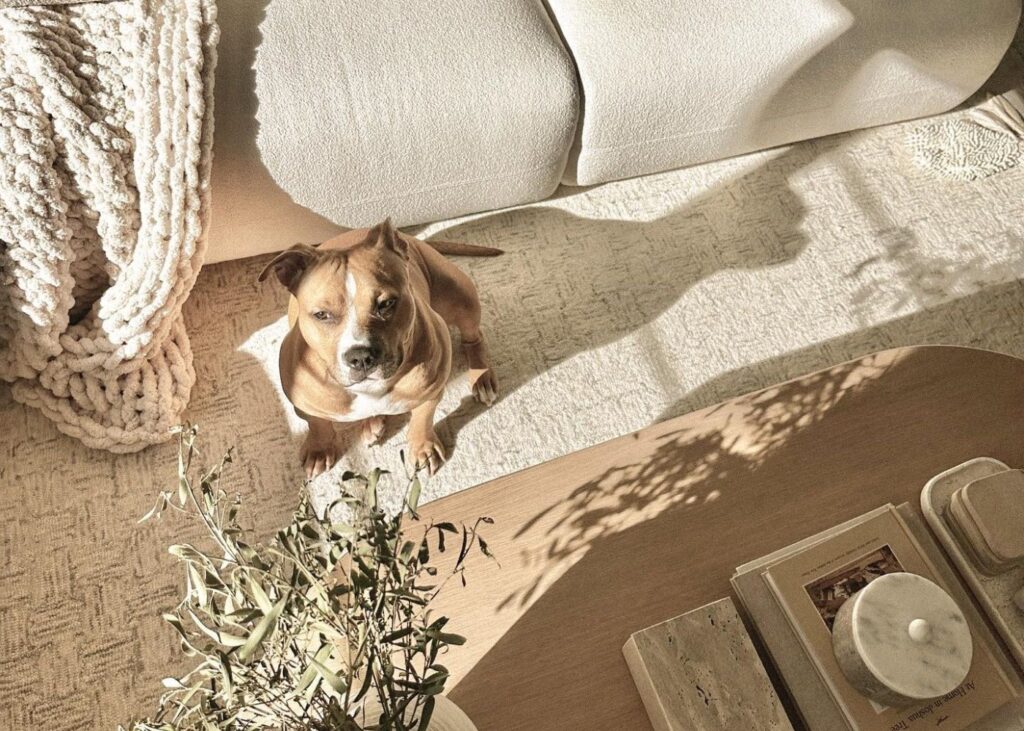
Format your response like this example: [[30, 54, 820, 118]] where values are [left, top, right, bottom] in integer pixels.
[[921, 457, 1024, 675]]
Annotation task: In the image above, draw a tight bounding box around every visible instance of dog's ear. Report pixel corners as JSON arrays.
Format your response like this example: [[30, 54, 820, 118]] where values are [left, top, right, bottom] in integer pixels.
[[257, 243, 319, 292], [371, 217, 408, 260]]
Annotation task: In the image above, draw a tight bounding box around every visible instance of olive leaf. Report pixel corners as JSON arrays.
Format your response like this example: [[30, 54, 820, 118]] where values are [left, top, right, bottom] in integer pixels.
[[309, 657, 349, 697], [238, 596, 285, 662]]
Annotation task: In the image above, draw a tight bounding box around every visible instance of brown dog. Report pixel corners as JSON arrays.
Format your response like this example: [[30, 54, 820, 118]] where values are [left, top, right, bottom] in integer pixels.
[[259, 219, 499, 478]]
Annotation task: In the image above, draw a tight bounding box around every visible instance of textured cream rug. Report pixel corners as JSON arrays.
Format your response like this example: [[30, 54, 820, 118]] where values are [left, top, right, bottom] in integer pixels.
[[6, 76, 1024, 728]]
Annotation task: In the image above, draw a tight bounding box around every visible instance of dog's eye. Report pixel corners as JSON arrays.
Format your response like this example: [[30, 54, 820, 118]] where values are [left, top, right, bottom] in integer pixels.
[[376, 297, 398, 314], [312, 310, 331, 322]]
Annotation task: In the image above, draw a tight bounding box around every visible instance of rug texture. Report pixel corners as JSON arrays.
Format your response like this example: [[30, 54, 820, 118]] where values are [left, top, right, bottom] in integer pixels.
[[0, 0, 216, 452], [909, 90, 1024, 180], [3, 51, 1024, 731]]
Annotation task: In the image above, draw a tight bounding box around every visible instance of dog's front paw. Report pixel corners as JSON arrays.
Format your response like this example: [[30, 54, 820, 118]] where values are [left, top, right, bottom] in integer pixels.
[[301, 437, 340, 479], [407, 432, 447, 476], [470, 368, 498, 406], [361, 416, 386, 446]]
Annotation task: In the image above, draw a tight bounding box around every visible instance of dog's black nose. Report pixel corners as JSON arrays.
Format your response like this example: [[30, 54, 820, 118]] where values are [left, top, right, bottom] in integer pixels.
[[344, 346, 380, 372]]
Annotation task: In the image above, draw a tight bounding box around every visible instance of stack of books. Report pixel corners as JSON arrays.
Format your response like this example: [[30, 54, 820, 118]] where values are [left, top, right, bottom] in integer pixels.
[[731, 503, 1020, 730]]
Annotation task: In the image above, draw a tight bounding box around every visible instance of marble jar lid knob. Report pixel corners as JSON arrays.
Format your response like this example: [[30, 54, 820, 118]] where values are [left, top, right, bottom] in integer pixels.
[[832, 573, 973, 708], [908, 618, 930, 642]]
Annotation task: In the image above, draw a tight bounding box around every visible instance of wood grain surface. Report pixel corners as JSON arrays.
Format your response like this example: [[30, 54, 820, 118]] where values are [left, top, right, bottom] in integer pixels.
[[419, 346, 1024, 730]]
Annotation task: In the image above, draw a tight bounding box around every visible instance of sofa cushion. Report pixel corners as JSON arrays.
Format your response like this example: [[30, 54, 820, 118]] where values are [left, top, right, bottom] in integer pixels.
[[206, 0, 579, 263], [547, 0, 1021, 186]]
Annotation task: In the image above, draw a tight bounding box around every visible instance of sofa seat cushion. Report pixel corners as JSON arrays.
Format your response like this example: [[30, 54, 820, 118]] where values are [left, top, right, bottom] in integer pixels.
[[547, 0, 1021, 186], [207, 0, 579, 263]]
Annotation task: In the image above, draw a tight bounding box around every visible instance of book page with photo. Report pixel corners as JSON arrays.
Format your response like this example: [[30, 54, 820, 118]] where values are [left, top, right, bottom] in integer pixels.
[[762, 505, 1015, 730]]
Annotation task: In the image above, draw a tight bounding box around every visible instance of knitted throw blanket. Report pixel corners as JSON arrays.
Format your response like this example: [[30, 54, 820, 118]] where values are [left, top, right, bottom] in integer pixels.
[[0, 0, 217, 451]]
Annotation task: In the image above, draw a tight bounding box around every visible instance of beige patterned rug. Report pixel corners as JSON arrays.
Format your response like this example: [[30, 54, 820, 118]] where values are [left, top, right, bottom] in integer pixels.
[[5, 61, 1024, 728]]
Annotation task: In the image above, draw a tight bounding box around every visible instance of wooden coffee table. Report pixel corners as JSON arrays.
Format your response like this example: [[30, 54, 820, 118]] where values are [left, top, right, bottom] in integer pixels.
[[420, 346, 1024, 730]]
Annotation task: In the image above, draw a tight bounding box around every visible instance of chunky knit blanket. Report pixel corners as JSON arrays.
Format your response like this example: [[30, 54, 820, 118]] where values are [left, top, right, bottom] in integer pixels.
[[0, 0, 217, 451]]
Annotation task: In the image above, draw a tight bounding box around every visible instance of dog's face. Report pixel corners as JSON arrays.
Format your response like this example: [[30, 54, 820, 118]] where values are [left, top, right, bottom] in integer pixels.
[[259, 221, 415, 389]]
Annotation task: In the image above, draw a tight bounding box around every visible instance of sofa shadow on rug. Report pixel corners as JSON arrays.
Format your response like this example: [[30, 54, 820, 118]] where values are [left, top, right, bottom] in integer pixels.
[[223, 133, 815, 479], [228, 132, 824, 474], [427, 139, 831, 453]]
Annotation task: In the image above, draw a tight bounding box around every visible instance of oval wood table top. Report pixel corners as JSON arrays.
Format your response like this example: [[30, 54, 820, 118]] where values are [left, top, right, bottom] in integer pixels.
[[420, 346, 1024, 730]]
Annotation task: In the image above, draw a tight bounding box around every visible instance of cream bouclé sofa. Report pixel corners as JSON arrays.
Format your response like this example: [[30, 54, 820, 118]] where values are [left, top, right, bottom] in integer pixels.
[[207, 0, 1021, 263]]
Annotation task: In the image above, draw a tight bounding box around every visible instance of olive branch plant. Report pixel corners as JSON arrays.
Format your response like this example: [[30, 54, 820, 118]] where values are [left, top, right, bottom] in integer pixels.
[[124, 426, 494, 731]]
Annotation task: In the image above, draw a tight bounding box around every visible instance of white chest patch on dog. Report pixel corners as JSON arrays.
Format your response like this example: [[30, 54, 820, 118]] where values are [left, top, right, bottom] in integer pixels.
[[332, 382, 409, 422]]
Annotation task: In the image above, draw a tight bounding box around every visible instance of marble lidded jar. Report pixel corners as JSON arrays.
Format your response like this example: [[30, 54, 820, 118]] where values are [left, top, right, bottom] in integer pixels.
[[832, 572, 972, 707]]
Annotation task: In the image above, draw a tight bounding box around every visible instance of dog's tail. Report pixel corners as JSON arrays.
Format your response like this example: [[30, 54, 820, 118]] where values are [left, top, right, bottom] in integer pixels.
[[423, 239, 504, 257]]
